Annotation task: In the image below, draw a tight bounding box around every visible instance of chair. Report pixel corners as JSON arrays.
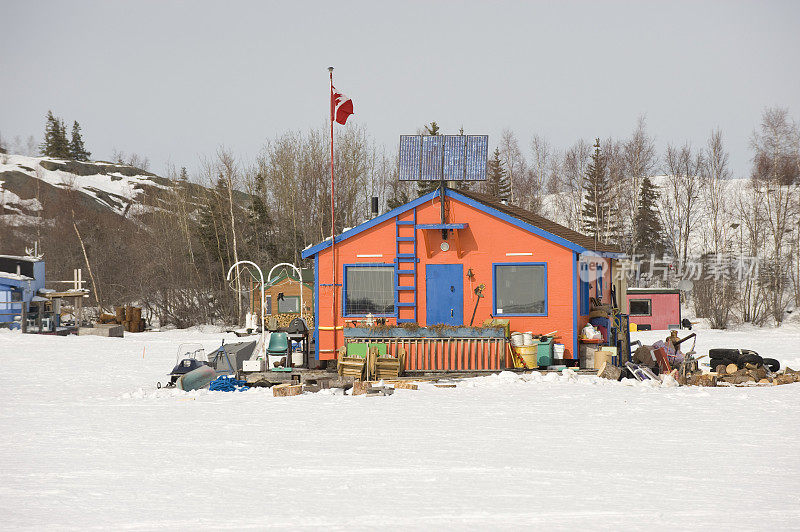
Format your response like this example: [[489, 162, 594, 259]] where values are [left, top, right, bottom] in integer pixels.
[[339, 343, 368, 379], [267, 332, 289, 356]]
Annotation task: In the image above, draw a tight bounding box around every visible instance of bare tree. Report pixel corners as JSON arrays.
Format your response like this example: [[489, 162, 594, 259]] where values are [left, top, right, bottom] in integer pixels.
[[559, 139, 591, 231], [528, 134, 551, 214], [498, 129, 527, 204], [750, 107, 800, 324], [661, 143, 702, 265], [700, 130, 732, 254]]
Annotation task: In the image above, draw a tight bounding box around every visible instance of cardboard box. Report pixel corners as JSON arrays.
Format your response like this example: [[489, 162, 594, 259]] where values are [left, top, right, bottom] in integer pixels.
[[242, 359, 264, 372]]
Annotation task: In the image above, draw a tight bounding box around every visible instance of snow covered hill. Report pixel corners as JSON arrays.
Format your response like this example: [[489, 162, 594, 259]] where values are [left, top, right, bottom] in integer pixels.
[[0, 154, 174, 223]]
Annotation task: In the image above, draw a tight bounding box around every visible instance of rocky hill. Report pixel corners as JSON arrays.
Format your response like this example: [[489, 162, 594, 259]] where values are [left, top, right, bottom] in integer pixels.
[[0, 154, 249, 227]]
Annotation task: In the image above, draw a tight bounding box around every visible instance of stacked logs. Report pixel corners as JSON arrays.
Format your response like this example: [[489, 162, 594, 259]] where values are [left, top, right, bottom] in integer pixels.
[[269, 313, 314, 329], [715, 363, 799, 386], [114, 306, 146, 333]]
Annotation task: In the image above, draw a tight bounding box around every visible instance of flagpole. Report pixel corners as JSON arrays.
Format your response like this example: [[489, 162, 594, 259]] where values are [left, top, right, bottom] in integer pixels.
[[328, 66, 337, 356]]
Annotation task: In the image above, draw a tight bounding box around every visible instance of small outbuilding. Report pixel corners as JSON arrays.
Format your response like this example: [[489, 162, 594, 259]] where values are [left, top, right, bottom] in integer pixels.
[[251, 268, 314, 317], [0, 255, 45, 328], [301, 187, 625, 368], [626, 288, 681, 330]]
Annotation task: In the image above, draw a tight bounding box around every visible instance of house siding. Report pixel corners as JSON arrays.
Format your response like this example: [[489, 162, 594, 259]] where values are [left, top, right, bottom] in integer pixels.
[[314, 194, 584, 361]]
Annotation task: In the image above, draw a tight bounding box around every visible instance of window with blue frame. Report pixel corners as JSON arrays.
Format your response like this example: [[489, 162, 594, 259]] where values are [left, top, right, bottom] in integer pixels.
[[493, 263, 547, 316], [343, 265, 395, 316]]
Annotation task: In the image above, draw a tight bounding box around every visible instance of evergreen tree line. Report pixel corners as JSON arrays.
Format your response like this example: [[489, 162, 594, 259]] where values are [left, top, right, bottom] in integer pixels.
[[40, 110, 91, 161]]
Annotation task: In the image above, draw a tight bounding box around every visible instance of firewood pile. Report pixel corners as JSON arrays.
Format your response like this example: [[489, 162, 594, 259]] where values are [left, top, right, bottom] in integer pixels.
[[97, 306, 146, 333], [270, 313, 314, 329], [683, 365, 799, 387], [596, 358, 799, 387], [715, 364, 799, 386]]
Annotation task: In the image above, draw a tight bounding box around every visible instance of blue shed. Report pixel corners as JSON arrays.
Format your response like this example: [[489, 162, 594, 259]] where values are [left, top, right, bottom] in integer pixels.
[[0, 255, 45, 328]]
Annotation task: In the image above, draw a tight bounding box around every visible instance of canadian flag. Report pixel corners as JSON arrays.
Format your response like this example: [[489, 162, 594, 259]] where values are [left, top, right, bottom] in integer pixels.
[[331, 86, 354, 125]]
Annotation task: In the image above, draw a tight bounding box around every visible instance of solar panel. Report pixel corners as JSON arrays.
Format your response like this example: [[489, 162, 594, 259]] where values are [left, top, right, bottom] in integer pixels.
[[399, 135, 488, 181], [420, 136, 443, 181]]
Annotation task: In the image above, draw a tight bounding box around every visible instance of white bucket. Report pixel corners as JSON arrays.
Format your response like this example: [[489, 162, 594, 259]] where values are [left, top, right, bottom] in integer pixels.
[[511, 332, 525, 347], [291, 351, 304, 366], [553, 343, 565, 359], [523, 332, 535, 346]]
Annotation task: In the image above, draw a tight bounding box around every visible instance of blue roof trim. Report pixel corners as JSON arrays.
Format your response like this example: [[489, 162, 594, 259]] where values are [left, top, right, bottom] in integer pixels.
[[300, 189, 441, 259], [445, 190, 585, 253]]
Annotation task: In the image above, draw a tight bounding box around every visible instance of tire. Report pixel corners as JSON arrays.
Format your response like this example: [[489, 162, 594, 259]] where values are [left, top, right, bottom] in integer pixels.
[[709, 348, 741, 359], [737, 352, 763, 367], [763, 358, 780, 372]]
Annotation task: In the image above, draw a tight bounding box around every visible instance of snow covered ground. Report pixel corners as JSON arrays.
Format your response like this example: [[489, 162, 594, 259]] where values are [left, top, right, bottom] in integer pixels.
[[1, 325, 799, 530]]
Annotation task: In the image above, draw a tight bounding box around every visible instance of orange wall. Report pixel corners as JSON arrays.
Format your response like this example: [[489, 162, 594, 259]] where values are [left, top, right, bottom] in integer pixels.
[[314, 195, 580, 360]]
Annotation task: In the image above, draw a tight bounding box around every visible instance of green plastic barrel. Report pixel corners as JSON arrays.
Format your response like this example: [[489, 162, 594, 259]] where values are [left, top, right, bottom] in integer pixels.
[[537, 338, 554, 367]]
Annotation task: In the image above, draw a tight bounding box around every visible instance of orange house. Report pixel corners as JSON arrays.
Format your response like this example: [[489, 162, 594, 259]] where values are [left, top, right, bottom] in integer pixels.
[[301, 187, 622, 367]]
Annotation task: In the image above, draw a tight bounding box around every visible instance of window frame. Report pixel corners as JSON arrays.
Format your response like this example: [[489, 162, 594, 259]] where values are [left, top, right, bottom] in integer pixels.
[[277, 295, 300, 314], [342, 263, 397, 318], [492, 262, 548, 317], [629, 298, 652, 316]]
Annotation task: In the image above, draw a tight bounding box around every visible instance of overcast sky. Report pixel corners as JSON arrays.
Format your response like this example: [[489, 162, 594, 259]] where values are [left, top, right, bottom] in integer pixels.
[[2, 0, 798, 179]]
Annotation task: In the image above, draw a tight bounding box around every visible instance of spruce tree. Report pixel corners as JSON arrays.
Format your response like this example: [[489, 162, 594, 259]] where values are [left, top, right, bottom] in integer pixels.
[[55, 118, 69, 158], [484, 148, 511, 199], [40, 111, 58, 157], [417, 121, 442, 197], [633, 175, 664, 255], [69, 121, 91, 161], [40, 111, 70, 158], [581, 139, 616, 243]]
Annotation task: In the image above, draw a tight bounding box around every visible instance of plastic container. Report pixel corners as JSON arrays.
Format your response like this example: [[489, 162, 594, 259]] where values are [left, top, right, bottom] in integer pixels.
[[537, 338, 554, 367], [514, 345, 538, 368], [522, 332, 535, 346], [511, 332, 525, 347], [553, 343, 565, 359], [291, 350, 304, 366]]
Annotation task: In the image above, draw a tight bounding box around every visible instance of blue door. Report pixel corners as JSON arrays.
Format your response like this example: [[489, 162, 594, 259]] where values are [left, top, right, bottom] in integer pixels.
[[425, 264, 463, 326]]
